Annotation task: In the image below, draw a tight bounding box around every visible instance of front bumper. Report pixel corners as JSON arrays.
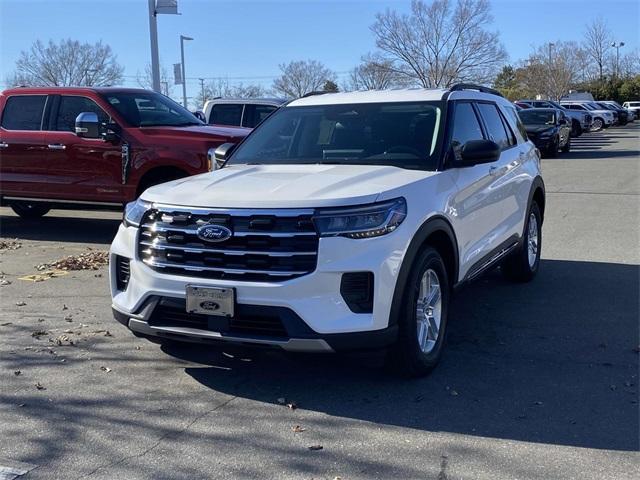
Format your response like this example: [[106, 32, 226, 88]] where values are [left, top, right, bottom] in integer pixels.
[[110, 219, 409, 352]]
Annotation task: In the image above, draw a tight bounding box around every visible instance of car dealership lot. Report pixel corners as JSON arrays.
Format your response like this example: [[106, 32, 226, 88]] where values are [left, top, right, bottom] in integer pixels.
[[0, 125, 638, 479]]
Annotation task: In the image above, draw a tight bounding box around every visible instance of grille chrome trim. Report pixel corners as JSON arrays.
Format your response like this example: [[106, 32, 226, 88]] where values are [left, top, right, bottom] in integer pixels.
[[151, 203, 315, 217], [139, 240, 315, 257], [146, 224, 316, 237], [142, 258, 308, 277]]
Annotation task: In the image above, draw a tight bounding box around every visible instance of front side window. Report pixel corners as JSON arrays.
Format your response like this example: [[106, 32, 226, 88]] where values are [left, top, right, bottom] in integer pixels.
[[55, 96, 109, 132], [210, 104, 243, 126], [503, 105, 527, 142], [450, 102, 484, 149], [1, 95, 47, 131], [102, 91, 201, 127], [229, 101, 443, 170], [477, 103, 510, 150]]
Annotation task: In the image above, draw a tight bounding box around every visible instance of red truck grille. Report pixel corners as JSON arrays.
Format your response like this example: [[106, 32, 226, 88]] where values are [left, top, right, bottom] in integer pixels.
[[137, 206, 319, 282]]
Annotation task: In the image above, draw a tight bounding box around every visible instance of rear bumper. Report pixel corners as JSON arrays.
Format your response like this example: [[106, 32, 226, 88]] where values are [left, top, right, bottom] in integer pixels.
[[112, 304, 398, 353]]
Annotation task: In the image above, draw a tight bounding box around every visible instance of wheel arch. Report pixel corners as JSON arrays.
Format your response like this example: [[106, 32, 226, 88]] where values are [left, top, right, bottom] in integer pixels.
[[529, 176, 546, 224], [388, 216, 459, 327], [136, 165, 190, 197]]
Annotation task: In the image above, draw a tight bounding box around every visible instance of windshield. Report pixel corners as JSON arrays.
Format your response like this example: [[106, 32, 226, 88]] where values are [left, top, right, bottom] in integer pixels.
[[596, 102, 614, 110], [519, 110, 556, 125], [102, 91, 202, 127], [228, 101, 443, 170]]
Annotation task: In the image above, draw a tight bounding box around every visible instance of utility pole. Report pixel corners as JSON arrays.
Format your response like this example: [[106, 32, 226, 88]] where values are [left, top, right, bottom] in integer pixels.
[[547, 42, 555, 100], [198, 78, 205, 106], [611, 41, 625, 79], [148, 0, 161, 92], [148, 0, 180, 93], [180, 35, 193, 108]]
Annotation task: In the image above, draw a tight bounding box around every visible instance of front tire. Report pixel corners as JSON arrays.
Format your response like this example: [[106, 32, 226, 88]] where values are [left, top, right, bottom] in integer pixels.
[[561, 135, 571, 153], [502, 202, 542, 282], [387, 247, 450, 377], [10, 202, 51, 219], [544, 136, 559, 158], [570, 120, 582, 137]]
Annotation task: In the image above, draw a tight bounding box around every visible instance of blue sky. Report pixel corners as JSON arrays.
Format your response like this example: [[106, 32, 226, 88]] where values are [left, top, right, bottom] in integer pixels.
[[1, 0, 638, 99]]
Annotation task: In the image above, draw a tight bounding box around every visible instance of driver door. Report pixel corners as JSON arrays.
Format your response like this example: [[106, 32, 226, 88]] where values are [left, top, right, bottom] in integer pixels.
[[41, 95, 124, 203]]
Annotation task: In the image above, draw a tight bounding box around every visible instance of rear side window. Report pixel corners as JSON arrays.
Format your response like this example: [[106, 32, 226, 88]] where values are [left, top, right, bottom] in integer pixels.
[[55, 96, 109, 132], [210, 104, 243, 126], [450, 102, 484, 149], [242, 104, 277, 128], [503, 105, 527, 142], [477, 103, 511, 150], [1, 95, 47, 131]]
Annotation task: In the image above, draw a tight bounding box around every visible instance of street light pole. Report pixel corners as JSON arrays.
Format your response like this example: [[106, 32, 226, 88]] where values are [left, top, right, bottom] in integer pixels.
[[180, 35, 193, 108], [611, 41, 625, 79], [148, 0, 161, 92]]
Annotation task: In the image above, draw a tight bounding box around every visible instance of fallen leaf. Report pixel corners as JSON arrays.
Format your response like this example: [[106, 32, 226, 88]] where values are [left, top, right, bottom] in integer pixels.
[[307, 445, 323, 451], [54, 335, 75, 346], [35, 382, 45, 390], [37, 250, 108, 271], [291, 425, 306, 433], [104, 331, 112, 337], [0, 239, 22, 251], [62, 304, 68, 310], [287, 402, 298, 410], [31, 330, 48, 338], [100, 366, 112, 373], [16, 301, 27, 306], [0, 279, 11, 286], [450, 390, 459, 396], [14, 370, 21, 376], [534, 401, 543, 406], [1, 322, 13, 326]]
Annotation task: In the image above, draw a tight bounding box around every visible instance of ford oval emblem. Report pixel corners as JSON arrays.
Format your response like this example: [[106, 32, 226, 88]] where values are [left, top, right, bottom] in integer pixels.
[[199, 301, 220, 311], [196, 224, 232, 243]]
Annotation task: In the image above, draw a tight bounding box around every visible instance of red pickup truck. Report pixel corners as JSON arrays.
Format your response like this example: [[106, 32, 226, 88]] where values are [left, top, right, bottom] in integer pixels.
[[0, 87, 248, 218]]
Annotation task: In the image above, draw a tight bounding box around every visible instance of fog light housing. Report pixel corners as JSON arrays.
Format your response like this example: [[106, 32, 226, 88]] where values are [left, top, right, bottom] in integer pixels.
[[340, 272, 374, 313]]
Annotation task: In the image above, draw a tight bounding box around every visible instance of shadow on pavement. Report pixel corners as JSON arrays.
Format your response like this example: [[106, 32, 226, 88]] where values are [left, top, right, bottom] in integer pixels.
[[164, 259, 639, 452], [0, 212, 120, 245]]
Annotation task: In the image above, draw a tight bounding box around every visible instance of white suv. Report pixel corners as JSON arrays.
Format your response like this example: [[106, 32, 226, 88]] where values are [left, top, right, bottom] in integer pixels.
[[110, 84, 545, 376]]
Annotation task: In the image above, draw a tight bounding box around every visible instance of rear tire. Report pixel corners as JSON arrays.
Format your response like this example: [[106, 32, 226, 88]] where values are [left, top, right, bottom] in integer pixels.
[[387, 247, 450, 377], [502, 202, 542, 283], [592, 118, 604, 131], [10, 202, 51, 219]]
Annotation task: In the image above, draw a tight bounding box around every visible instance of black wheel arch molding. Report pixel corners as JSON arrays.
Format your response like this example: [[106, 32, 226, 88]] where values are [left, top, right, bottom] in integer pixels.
[[387, 215, 459, 328]]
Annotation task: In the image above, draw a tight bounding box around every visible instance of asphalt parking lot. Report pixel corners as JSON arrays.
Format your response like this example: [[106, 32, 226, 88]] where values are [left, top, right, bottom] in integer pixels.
[[1, 125, 638, 480]]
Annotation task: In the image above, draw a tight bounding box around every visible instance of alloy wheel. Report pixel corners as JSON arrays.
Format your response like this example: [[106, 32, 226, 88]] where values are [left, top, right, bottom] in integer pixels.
[[415, 269, 442, 354], [527, 212, 539, 268]]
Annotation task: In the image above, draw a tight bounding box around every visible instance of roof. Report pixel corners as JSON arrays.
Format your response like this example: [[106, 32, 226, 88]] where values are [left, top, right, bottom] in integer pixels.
[[286, 85, 506, 107], [204, 97, 286, 106], [2, 86, 155, 95], [288, 88, 450, 106]]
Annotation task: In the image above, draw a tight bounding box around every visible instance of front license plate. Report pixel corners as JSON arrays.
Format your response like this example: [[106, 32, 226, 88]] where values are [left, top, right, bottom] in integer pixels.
[[186, 285, 235, 317]]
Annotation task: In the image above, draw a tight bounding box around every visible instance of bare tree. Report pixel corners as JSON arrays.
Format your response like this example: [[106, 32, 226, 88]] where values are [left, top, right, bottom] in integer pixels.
[[193, 79, 269, 108], [346, 53, 410, 91], [583, 18, 613, 81], [272, 60, 336, 98], [516, 42, 583, 100], [11, 39, 123, 87], [371, 0, 507, 88], [136, 63, 173, 96]]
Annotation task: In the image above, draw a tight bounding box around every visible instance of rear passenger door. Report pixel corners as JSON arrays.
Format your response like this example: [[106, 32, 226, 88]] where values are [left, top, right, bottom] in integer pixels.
[[0, 94, 49, 197], [41, 95, 124, 202]]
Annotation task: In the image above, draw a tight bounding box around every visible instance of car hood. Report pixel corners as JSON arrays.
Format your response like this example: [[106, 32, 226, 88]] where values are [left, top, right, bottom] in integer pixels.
[[525, 125, 555, 134], [138, 124, 249, 142], [141, 164, 434, 208]]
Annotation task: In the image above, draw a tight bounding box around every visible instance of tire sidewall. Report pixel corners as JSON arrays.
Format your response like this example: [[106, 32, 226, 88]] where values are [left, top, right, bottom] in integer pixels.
[[524, 203, 542, 275], [397, 248, 450, 370]]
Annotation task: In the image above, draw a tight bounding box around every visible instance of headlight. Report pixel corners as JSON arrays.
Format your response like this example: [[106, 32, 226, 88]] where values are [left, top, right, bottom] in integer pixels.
[[312, 198, 406, 239], [123, 198, 151, 227]]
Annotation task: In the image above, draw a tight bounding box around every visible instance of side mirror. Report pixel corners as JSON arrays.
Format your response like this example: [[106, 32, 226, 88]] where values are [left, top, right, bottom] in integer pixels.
[[75, 112, 100, 139], [208, 142, 236, 170], [459, 140, 500, 166], [194, 110, 206, 122]]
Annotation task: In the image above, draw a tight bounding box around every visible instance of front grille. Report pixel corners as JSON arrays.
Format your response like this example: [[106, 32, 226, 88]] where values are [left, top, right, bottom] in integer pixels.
[[137, 206, 319, 282], [149, 303, 288, 338]]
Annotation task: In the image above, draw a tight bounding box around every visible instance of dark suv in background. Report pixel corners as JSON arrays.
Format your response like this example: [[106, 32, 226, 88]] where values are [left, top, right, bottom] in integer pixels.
[[516, 99, 592, 136]]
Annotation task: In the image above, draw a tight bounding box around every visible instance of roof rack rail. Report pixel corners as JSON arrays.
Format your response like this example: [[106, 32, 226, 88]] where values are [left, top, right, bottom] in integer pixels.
[[449, 83, 504, 98], [301, 90, 327, 98]]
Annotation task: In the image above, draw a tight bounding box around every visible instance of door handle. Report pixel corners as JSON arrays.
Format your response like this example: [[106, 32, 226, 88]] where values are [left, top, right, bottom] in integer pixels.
[[48, 144, 66, 150], [0, 142, 8, 148]]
